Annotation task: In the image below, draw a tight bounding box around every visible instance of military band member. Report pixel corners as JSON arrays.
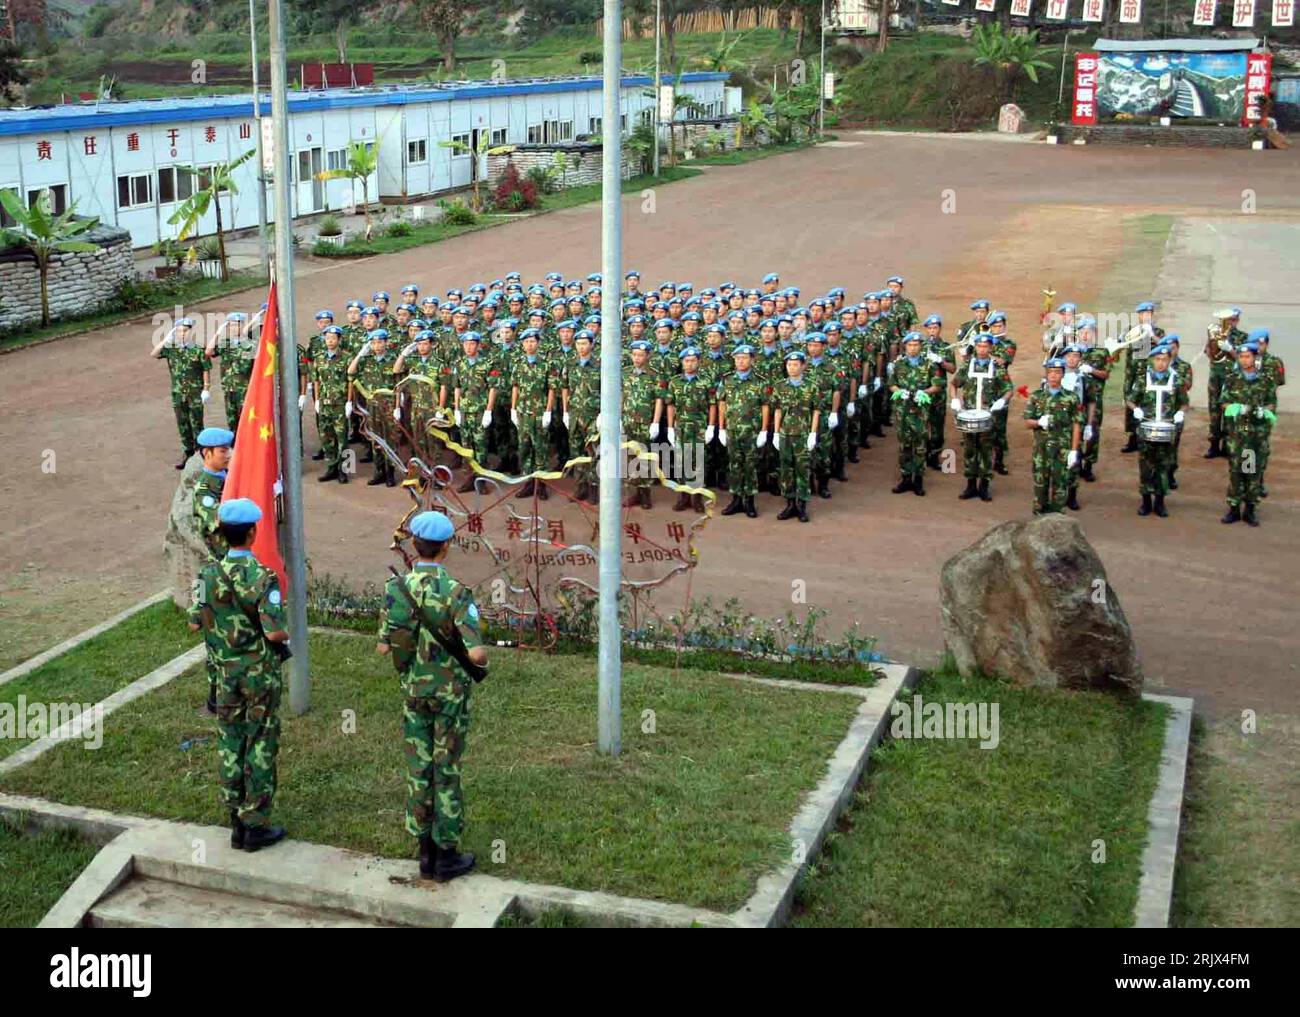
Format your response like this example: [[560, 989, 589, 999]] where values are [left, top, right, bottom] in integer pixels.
[[1121, 301, 1164, 455], [1126, 341, 1186, 518], [1022, 358, 1083, 515], [921, 314, 956, 470], [949, 335, 1009, 502], [1220, 339, 1277, 527], [1203, 307, 1243, 459]]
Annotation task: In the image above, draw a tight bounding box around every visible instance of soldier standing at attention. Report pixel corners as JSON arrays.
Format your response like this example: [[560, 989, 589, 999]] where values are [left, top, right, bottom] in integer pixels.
[[622, 340, 666, 510], [986, 311, 1017, 475], [1167, 335, 1193, 490], [152, 316, 211, 468], [349, 329, 399, 487], [716, 343, 768, 518], [803, 332, 842, 500], [451, 332, 497, 493], [1252, 329, 1284, 499], [772, 350, 819, 523], [187, 498, 289, 852], [193, 426, 234, 714], [511, 328, 556, 500], [379, 510, 486, 882], [949, 334, 1009, 502], [561, 330, 602, 504], [921, 314, 956, 471], [886, 276, 917, 332], [1127, 341, 1187, 519], [1220, 339, 1277, 527], [311, 326, 351, 485], [305, 310, 335, 462], [1022, 358, 1083, 515], [889, 332, 943, 496], [666, 347, 713, 513]]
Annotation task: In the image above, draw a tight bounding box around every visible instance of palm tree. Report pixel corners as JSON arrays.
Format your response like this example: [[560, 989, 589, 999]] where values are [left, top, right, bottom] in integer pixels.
[[317, 140, 379, 240], [972, 22, 1053, 98], [0, 189, 101, 327], [438, 134, 514, 213], [167, 148, 256, 282]]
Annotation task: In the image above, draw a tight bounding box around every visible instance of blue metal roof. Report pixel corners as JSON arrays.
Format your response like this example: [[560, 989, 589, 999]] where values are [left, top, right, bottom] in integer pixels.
[[0, 72, 729, 138]]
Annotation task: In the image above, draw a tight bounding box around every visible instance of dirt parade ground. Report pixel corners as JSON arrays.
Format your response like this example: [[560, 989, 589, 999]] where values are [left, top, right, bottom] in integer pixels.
[[1, 133, 1297, 723]]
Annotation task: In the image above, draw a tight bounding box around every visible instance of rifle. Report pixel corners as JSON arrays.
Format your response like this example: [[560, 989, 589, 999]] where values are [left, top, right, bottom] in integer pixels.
[[387, 566, 489, 683]]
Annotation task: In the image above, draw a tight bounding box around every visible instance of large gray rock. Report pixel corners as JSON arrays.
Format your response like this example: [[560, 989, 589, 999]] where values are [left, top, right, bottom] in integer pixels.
[[939, 515, 1143, 696], [163, 456, 206, 609]]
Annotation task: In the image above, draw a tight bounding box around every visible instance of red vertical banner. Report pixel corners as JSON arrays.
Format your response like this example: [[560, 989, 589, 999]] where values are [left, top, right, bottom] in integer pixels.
[[1242, 52, 1273, 126], [1072, 53, 1100, 125]]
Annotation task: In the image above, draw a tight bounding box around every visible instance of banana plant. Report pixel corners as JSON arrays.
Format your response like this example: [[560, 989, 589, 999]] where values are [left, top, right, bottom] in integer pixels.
[[317, 139, 380, 240], [0, 189, 101, 327], [439, 134, 514, 213], [166, 148, 256, 282]]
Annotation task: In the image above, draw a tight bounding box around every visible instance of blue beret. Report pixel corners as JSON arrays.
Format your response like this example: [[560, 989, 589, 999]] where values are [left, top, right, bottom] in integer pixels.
[[679, 281, 693, 290], [495, 318, 518, 330], [1063, 343, 1085, 355], [421, 295, 438, 305], [1077, 316, 1097, 328], [552, 297, 570, 307], [322, 325, 343, 336], [545, 272, 562, 282], [718, 281, 736, 290], [469, 283, 487, 293], [583, 314, 601, 324], [453, 305, 472, 315], [1150, 344, 1173, 357], [679, 346, 701, 360], [760, 292, 776, 301], [373, 291, 390, 301], [197, 427, 234, 448], [401, 284, 419, 294], [829, 287, 845, 297], [987, 311, 1007, 325], [218, 497, 262, 525], [1164, 333, 1181, 344], [887, 275, 904, 285], [369, 329, 390, 342], [823, 321, 842, 333], [1238, 340, 1260, 353], [924, 314, 942, 327], [1248, 328, 1270, 342], [760, 318, 778, 329], [575, 329, 596, 341], [1135, 301, 1155, 313], [972, 332, 995, 344], [557, 318, 578, 329], [763, 273, 779, 283], [625, 269, 640, 278], [705, 323, 726, 335], [805, 331, 827, 344], [733, 344, 755, 355], [227, 312, 247, 322], [461, 331, 482, 343], [1231, 306, 1242, 317], [903, 331, 923, 343], [784, 350, 806, 362], [447, 288, 464, 298], [409, 511, 454, 542], [681, 311, 702, 322], [625, 314, 645, 325], [176, 317, 195, 328], [589, 286, 602, 295], [970, 299, 990, 311], [506, 271, 522, 280], [777, 314, 794, 325], [346, 299, 364, 310], [416, 330, 435, 341], [363, 306, 380, 316], [629, 339, 651, 351], [1045, 357, 1068, 369], [655, 318, 677, 329], [315, 309, 334, 320]]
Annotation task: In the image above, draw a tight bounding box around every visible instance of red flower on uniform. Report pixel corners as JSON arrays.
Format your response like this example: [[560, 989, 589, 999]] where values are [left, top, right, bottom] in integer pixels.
[[1017, 385, 1030, 398], [489, 369, 500, 376]]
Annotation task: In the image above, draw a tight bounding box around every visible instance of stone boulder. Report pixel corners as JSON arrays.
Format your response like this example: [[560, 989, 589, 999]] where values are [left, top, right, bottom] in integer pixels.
[[939, 515, 1143, 696], [163, 455, 207, 609]]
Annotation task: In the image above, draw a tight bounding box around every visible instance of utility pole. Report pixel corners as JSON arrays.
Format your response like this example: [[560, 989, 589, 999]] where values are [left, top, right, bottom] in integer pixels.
[[653, 0, 662, 177], [268, 0, 310, 716], [818, 0, 827, 136], [249, 0, 269, 279], [597, 0, 624, 757]]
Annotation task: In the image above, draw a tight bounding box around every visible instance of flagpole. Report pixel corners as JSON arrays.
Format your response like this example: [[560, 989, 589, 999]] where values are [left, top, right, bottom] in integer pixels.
[[269, 0, 310, 715]]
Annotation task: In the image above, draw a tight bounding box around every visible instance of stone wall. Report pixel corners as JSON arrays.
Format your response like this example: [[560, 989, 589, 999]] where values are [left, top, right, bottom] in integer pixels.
[[0, 223, 135, 333], [672, 116, 748, 156], [1059, 124, 1264, 148], [487, 142, 638, 193]]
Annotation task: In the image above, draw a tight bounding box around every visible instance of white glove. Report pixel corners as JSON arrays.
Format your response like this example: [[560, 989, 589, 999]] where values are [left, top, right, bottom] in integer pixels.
[[667, 426, 676, 445], [857, 383, 868, 398], [542, 410, 552, 428], [806, 433, 817, 451], [990, 398, 1007, 412], [1217, 339, 1233, 352], [1173, 410, 1185, 424], [314, 399, 321, 414], [873, 377, 882, 391], [898, 390, 911, 402], [847, 401, 856, 417], [454, 408, 463, 427], [885, 363, 895, 377], [950, 398, 962, 412], [562, 411, 570, 428], [773, 433, 781, 450], [510, 408, 519, 427], [1083, 424, 1094, 441], [705, 425, 716, 443], [649, 421, 660, 440], [1254, 406, 1269, 419], [1037, 414, 1052, 429], [756, 431, 767, 449], [1132, 407, 1145, 421], [828, 412, 839, 430], [1079, 363, 1094, 375], [201, 388, 211, 404], [344, 400, 353, 417], [926, 351, 943, 364], [298, 394, 307, 411], [718, 429, 728, 447], [1067, 449, 1079, 469], [595, 413, 602, 431], [481, 409, 493, 428]]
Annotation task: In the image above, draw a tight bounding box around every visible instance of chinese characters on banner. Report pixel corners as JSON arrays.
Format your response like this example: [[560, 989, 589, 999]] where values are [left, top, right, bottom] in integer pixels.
[[975, 0, 996, 11], [1083, 0, 1104, 20], [1193, 0, 1217, 24], [1072, 53, 1099, 125], [1010, 0, 1032, 13], [1242, 52, 1273, 125], [1046, 0, 1069, 18], [1233, 0, 1256, 24], [1275, 0, 1295, 25], [1119, 0, 1141, 21]]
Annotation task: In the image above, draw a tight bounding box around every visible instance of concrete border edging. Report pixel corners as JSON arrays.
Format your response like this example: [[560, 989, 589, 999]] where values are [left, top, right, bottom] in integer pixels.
[[37, 838, 136, 929], [1133, 693, 1194, 929], [0, 590, 171, 689]]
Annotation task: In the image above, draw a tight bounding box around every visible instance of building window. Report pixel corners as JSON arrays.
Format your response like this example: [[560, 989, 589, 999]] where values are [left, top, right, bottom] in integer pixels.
[[546, 119, 574, 143], [526, 124, 543, 144], [0, 186, 17, 228], [407, 139, 427, 164], [640, 107, 653, 125], [450, 133, 470, 155], [116, 173, 153, 210], [620, 113, 628, 133], [28, 184, 68, 215], [157, 167, 196, 204], [491, 127, 507, 146], [588, 116, 602, 136], [327, 147, 348, 171]]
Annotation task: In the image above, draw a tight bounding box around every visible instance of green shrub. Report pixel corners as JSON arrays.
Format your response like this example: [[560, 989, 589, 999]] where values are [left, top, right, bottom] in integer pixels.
[[316, 213, 343, 237], [384, 220, 415, 238], [438, 200, 477, 226]]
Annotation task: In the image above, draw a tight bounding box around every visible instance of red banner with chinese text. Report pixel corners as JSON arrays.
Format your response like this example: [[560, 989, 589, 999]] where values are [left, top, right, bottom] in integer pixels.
[[1242, 52, 1273, 126], [1072, 53, 1100, 125]]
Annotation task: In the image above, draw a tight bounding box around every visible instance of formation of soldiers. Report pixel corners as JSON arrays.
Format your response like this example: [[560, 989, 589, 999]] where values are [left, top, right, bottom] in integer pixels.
[[159, 274, 1283, 527]]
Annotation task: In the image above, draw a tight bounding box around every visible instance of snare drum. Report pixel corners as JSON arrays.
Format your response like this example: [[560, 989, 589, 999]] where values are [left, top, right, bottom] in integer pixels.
[[955, 408, 994, 434], [1138, 419, 1177, 444]]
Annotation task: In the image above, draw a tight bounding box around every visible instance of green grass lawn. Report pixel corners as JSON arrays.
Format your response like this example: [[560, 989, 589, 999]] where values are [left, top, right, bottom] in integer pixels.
[[0, 631, 859, 912], [789, 667, 1168, 928], [0, 823, 100, 928], [0, 601, 198, 761]]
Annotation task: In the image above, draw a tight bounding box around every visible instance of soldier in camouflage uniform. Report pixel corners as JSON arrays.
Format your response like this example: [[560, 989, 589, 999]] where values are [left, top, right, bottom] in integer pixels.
[[1166, 335, 1193, 490], [152, 316, 210, 468], [187, 498, 289, 852], [1203, 307, 1246, 459], [754, 321, 786, 493], [1126, 341, 1187, 518], [1120, 302, 1163, 455], [207, 312, 256, 435], [1248, 329, 1284, 498], [986, 311, 1016, 474], [886, 276, 917, 333], [193, 426, 234, 714], [304, 310, 335, 461], [1022, 358, 1084, 515], [379, 510, 485, 882], [803, 333, 843, 500], [698, 324, 732, 490], [311, 326, 352, 484], [920, 314, 956, 471], [716, 344, 768, 518], [889, 332, 943, 496], [666, 347, 713, 512], [511, 329, 556, 499], [956, 299, 990, 352], [949, 334, 1009, 502], [451, 332, 497, 493], [772, 350, 820, 522], [650, 320, 681, 381], [393, 328, 444, 466], [823, 322, 855, 480], [488, 320, 520, 474], [1220, 339, 1277, 527], [622, 340, 666, 509], [561, 330, 602, 503], [349, 329, 399, 487]]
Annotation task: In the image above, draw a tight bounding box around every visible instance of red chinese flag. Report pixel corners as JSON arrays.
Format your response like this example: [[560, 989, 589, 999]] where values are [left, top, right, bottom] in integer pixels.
[[223, 282, 287, 588]]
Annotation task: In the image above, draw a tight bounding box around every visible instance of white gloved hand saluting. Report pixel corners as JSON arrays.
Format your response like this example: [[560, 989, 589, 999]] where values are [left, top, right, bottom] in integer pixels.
[[1037, 414, 1052, 429]]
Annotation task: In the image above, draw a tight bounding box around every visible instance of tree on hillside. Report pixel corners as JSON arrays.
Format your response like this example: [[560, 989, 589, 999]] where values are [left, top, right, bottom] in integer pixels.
[[0, 39, 28, 100], [417, 0, 476, 72]]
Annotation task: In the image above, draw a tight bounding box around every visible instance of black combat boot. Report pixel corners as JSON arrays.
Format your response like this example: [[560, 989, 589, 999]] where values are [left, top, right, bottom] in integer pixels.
[[1080, 462, 1096, 482], [175, 451, 190, 470], [361, 447, 374, 463], [832, 462, 848, 482], [1138, 493, 1152, 516], [1168, 467, 1178, 490], [574, 481, 590, 502], [1153, 494, 1168, 518], [872, 423, 885, 438], [912, 472, 925, 497], [433, 845, 476, 883], [777, 499, 798, 520], [385, 461, 397, 487], [367, 462, 386, 485], [692, 494, 706, 513], [847, 446, 860, 464], [242, 824, 286, 852], [206, 681, 217, 714], [926, 450, 941, 471], [797, 500, 809, 523], [1122, 434, 1139, 454], [673, 492, 692, 512], [1066, 487, 1081, 511], [515, 479, 536, 499], [1244, 502, 1260, 527], [978, 479, 992, 502], [1203, 439, 1221, 459], [745, 496, 757, 518], [457, 474, 476, 494], [537, 482, 549, 501], [958, 478, 979, 500], [230, 811, 245, 850], [418, 834, 436, 879], [338, 466, 348, 485], [817, 473, 831, 499], [1221, 504, 1241, 524], [721, 494, 744, 516], [318, 465, 340, 482], [993, 450, 1008, 475], [891, 474, 913, 494], [311, 449, 326, 461], [639, 487, 653, 509]]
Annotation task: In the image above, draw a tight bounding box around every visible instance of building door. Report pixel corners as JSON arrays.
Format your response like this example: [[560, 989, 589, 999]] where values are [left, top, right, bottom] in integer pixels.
[[470, 129, 483, 184], [297, 147, 323, 213]]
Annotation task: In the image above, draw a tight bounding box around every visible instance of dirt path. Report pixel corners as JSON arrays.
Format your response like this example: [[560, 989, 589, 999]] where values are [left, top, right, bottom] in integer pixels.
[[2, 136, 1297, 716]]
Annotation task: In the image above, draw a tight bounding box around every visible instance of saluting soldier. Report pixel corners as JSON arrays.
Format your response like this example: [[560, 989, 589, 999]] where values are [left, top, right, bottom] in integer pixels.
[[1220, 338, 1277, 527], [949, 334, 1009, 502], [889, 331, 943, 496], [772, 350, 820, 523], [152, 316, 210, 468], [1127, 340, 1187, 518], [716, 343, 769, 518], [209, 312, 256, 435], [1022, 357, 1083, 515]]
